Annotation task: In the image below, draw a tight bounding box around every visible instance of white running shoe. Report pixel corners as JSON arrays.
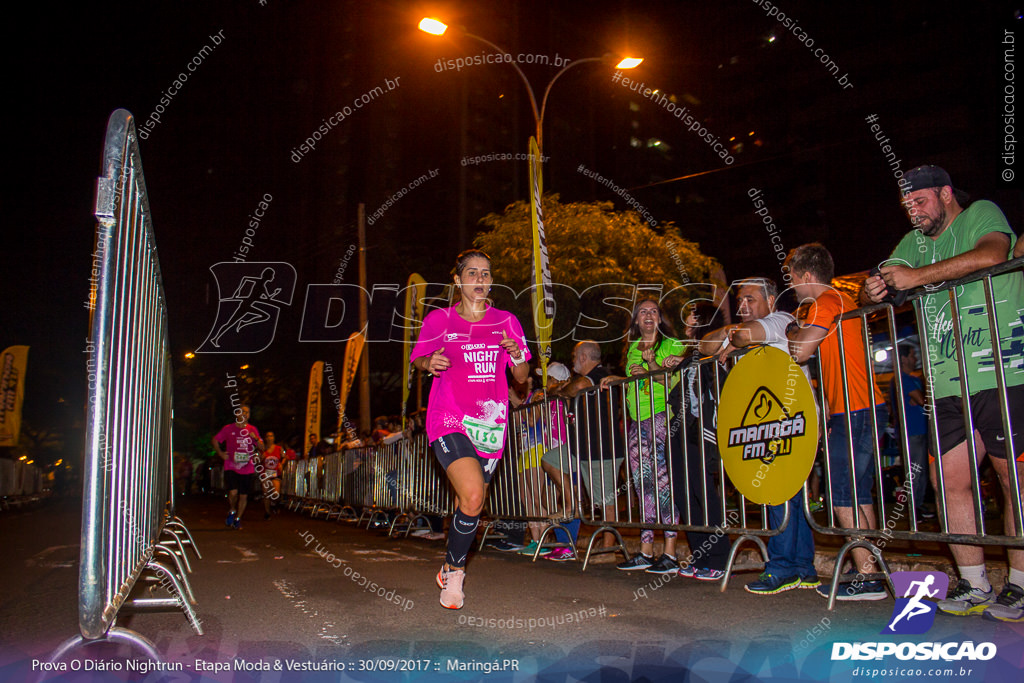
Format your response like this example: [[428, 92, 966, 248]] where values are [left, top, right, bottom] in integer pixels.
[[437, 566, 465, 610]]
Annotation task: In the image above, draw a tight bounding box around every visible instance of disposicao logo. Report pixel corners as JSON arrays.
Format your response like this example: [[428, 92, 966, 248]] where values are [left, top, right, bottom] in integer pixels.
[[831, 571, 997, 662], [884, 571, 949, 635]]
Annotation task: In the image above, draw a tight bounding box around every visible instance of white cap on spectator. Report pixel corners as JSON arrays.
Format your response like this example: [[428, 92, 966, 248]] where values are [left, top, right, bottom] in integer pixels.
[[536, 362, 571, 381]]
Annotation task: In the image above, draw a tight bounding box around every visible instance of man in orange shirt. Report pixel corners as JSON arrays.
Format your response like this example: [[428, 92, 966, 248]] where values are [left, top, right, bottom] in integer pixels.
[[787, 243, 889, 601]]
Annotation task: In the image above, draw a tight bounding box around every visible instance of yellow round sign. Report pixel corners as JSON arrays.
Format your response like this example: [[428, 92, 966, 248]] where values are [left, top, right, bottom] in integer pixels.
[[716, 346, 818, 505]]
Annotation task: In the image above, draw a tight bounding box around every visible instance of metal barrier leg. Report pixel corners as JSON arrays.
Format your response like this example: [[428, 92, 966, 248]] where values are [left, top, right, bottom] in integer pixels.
[[123, 560, 203, 635], [158, 528, 192, 574], [367, 510, 389, 529], [535, 523, 576, 561], [165, 518, 201, 560], [719, 534, 769, 593], [149, 546, 197, 605], [404, 514, 432, 538], [823, 538, 890, 611], [478, 520, 498, 550], [581, 526, 629, 571], [388, 513, 411, 537]]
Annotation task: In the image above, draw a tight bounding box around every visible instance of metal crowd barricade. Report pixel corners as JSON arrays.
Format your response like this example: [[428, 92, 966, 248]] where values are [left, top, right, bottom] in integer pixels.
[[808, 257, 1024, 609], [349, 445, 388, 526], [481, 397, 582, 560], [286, 458, 309, 508], [281, 459, 298, 502], [0, 459, 44, 509], [389, 433, 456, 535], [317, 451, 349, 520], [354, 439, 413, 529], [275, 434, 457, 538], [50, 110, 201, 665], [281, 435, 456, 532], [379, 436, 418, 534], [571, 354, 789, 578]]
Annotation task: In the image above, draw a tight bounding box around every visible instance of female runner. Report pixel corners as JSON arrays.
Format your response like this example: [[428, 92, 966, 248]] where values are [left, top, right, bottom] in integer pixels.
[[410, 249, 531, 609]]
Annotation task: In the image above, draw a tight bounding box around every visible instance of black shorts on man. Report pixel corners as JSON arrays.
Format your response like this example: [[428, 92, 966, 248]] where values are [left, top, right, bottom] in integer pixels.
[[933, 385, 1024, 460]]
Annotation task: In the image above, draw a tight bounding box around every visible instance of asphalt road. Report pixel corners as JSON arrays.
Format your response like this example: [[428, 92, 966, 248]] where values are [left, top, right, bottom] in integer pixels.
[[1, 495, 1022, 682]]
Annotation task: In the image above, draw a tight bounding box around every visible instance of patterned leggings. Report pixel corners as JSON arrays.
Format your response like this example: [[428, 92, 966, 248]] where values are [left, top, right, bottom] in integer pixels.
[[627, 413, 679, 544]]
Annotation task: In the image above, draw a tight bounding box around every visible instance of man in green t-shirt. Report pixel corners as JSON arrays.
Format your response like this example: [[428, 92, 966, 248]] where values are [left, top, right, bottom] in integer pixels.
[[862, 165, 1024, 622]]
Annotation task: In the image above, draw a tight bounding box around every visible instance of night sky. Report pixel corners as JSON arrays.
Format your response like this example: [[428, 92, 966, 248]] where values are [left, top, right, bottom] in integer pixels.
[[4, 1, 1021, 449]]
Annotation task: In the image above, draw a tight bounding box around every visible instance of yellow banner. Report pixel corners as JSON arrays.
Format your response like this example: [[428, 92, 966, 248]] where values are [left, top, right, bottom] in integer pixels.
[[528, 136, 552, 382], [402, 273, 427, 429], [716, 346, 818, 505], [304, 361, 323, 456], [0, 346, 29, 447], [339, 332, 365, 433]]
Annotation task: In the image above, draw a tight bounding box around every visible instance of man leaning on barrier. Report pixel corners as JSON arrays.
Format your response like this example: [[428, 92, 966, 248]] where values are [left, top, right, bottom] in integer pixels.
[[862, 165, 1024, 621], [697, 277, 819, 592]]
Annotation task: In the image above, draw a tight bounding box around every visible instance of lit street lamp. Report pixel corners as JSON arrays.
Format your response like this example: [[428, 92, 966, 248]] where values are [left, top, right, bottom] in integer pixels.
[[419, 17, 642, 154]]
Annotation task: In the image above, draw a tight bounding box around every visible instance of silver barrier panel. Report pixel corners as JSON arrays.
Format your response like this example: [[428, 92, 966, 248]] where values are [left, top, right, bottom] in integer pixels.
[[322, 452, 343, 503], [0, 459, 16, 497], [0, 460, 43, 505], [485, 398, 577, 540], [308, 455, 323, 501], [374, 441, 398, 510], [281, 459, 297, 498], [597, 367, 684, 533], [350, 446, 376, 509], [406, 434, 455, 518], [570, 354, 786, 572], [76, 109, 196, 643], [294, 459, 309, 498]]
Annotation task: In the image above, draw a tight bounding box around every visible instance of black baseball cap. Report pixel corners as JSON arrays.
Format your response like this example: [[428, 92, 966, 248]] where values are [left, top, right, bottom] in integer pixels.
[[904, 165, 953, 192]]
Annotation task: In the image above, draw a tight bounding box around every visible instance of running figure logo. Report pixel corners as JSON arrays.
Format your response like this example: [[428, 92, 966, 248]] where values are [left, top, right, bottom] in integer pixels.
[[882, 571, 949, 635], [198, 262, 296, 353]]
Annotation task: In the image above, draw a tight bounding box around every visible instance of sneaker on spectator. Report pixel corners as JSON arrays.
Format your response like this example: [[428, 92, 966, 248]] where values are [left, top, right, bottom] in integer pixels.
[[645, 554, 680, 574], [232, 518, 241, 530], [677, 565, 697, 579], [815, 579, 887, 601], [437, 566, 465, 610], [745, 572, 800, 595], [617, 553, 655, 571], [798, 573, 821, 589], [545, 548, 576, 562], [517, 540, 551, 557], [981, 583, 1024, 622], [694, 568, 726, 582], [937, 579, 995, 616], [226, 511, 236, 527], [487, 538, 523, 552]]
